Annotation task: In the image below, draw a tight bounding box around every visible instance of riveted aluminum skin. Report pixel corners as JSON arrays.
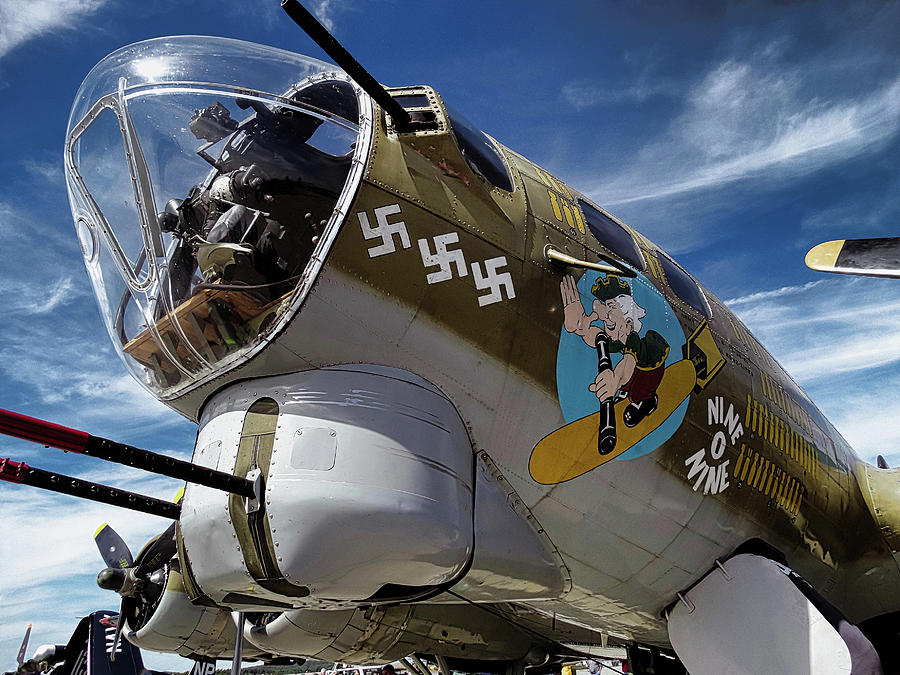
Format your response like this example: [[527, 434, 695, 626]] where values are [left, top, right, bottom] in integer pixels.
[[180, 398, 266, 607], [244, 604, 539, 664], [181, 365, 475, 605]]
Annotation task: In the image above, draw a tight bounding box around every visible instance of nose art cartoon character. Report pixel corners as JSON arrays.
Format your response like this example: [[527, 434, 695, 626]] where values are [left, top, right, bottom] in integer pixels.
[[560, 273, 670, 450]]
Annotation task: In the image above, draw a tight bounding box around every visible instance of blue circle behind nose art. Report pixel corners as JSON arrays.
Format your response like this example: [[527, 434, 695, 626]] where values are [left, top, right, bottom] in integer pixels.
[[556, 270, 689, 461]]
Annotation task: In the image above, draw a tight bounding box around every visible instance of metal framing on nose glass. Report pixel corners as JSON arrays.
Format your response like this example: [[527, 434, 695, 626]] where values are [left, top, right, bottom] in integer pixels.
[[65, 76, 207, 378], [65, 76, 166, 294], [65, 68, 376, 395]]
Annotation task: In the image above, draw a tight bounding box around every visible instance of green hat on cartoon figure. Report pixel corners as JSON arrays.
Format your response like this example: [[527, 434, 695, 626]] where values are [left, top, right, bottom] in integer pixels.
[[591, 274, 631, 302]]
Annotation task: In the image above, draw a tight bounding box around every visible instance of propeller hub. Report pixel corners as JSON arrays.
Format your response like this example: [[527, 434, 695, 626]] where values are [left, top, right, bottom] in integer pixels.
[[97, 567, 127, 592]]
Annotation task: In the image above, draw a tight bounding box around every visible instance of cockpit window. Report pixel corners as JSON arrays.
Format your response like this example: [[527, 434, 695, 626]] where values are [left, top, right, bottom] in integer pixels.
[[578, 200, 643, 270], [657, 254, 711, 318], [394, 94, 430, 108], [291, 79, 359, 125], [65, 37, 372, 396], [446, 107, 513, 192]]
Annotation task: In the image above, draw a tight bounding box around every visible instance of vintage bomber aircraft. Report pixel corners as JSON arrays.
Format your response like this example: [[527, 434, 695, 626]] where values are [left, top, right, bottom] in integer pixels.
[[2, 2, 900, 673]]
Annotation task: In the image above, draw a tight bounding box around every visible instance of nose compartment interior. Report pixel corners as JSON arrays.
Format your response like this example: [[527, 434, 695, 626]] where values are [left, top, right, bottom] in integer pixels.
[[66, 52, 370, 395], [128, 84, 359, 387]]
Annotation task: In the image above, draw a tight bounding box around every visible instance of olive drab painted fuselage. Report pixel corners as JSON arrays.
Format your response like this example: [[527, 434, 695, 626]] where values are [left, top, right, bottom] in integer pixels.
[[158, 86, 900, 645]]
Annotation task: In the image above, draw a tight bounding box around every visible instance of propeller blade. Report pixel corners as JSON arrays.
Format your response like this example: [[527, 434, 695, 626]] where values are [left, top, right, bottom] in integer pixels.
[[109, 601, 126, 664], [94, 524, 134, 569], [16, 624, 32, 667], [134, 521, 178, 577], [280, 0, 413, 132], [805, 236, 900, 279]]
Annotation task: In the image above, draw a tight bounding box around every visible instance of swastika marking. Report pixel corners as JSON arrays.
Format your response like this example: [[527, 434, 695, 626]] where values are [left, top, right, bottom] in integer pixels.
[[357, 204, 410, 258], [471, 256, 515, 307], [418, 233, 468, 284]]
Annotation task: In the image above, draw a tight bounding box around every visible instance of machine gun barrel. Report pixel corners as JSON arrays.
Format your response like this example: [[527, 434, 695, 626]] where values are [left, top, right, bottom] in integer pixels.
[[281, 0, 414, 131], [0, 457, 181, 519], [0, 408, 255, 498]]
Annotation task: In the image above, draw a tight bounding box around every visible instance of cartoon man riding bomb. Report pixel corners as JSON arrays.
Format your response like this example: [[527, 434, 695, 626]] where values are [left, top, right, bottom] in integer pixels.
[[560, 273, 669, 428]]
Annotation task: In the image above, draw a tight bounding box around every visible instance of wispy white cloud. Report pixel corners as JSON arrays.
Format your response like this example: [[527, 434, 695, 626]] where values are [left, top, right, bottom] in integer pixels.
[[596, 62, 900, 206], [826, 375, 900, 463], [782, 332, 900, 381], [0, 198, 176, 426], [0, 294, 181, 448], [554, 21, 900, 257], [562, 44, 686, 110], [23, 158, 64, 185], [736, 291, 900, 333], [724, 280, 825, 306], [4, 276, 80, 315], [0, 324, 174, 421], [311, 0, 339, 32], [0, 470, 183, 593], [0, 474, 181, 585], [0, 200, 79, 260], [0, 0, 110, 60], [563, 70, 679, 110], [33, 277, 75, 314], [729, 276, 900, 461]]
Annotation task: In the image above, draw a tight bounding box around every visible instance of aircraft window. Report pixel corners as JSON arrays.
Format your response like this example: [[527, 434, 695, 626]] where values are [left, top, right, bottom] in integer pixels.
[[70, 86, 362, 393], [76, 107, 149, 285], [657, 254, 711, 318], [446, 106, 513, 192], [290, 80, 359, 125], [578, 200, 643, 270], [65, 38, 375, 397], [394, 94, 430, 108]]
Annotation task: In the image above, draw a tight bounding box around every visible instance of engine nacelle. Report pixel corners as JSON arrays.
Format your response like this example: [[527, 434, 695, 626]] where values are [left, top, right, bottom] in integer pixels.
[[243, 604, 543, 664], [124, 566, 265, 659], [180, 365, 475, 609]]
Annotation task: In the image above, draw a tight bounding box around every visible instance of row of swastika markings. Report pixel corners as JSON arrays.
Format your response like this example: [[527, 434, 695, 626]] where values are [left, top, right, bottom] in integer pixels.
[[357, 204, 515, 307]]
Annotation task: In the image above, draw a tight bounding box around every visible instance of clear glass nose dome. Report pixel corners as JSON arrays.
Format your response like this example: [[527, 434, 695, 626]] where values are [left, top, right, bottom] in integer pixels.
[[65, 36, 372, 398]]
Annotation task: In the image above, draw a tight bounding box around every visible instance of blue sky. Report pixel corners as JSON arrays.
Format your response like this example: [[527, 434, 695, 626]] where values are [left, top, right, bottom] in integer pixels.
[[1, 0, 898, 669]]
